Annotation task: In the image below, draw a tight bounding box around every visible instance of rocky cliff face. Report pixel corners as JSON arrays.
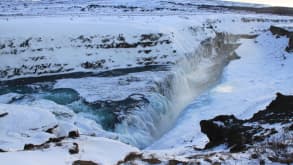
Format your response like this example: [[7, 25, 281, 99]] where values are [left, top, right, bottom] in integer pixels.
[[270, 25, 293, 52], [200, 93, 293, 163]]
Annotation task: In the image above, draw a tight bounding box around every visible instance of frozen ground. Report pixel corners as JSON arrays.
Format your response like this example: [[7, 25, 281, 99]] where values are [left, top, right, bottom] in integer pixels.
[[1, 0, 293, 17], [0, 0, 265, 16], [149, 28, 293, 150], [0, 0, 293, 164]]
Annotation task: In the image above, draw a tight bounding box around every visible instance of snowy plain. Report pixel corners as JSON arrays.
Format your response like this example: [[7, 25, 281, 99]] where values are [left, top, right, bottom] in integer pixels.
[[0, 0, 293, 164]]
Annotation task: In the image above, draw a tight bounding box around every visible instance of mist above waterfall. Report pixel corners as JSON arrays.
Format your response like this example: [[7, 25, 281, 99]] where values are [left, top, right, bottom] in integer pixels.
[[0, 31, 243, 149], [151, 32, 242, 144]]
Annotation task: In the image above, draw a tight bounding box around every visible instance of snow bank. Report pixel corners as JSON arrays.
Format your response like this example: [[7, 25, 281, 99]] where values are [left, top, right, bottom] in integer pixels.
[[0, 136, 138, 165], [0, 104, 57, 151], [0, 101, 138, 165]]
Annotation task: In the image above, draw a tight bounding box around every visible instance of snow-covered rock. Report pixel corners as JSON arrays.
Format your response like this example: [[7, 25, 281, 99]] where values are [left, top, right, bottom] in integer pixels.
[[0, 104, 57, 151]]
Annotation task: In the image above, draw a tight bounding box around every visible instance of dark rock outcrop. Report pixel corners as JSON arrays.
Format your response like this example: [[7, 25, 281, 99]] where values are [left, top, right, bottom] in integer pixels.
[[19, 38, 32, 48], [69, 143, 79, 154], [72, 160, 99, 165], [0, 149, 7, 152], [249, 93, 293, 124], [287, 37, 293, 52], [200, 93, 293, 152], [45, 125, 58, 134], [24, 137, 65, 151], [269, 26, 293, 52], [117, 152, 162, 165], [24, 143, 50, 151], [0, 112, 8, 118], [81, 60, 105, 69], [270, 26, 291, 37], [68, 130, 80, 139], [200, 115, 259, 152]]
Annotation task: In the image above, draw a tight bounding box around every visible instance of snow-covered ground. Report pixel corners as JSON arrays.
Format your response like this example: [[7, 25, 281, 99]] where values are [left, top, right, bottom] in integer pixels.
[[0, 0, 293, 164], [0, 0, 268, 17], [149, 27, 293, 150]]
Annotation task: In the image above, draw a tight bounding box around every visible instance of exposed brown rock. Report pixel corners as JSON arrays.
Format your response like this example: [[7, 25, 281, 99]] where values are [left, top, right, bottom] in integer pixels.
[[270, 26, 291, 37], [117, 152, 143, 164], [168, 159, 188, 165], [72, 160, 99, 165], [69, 143, 79, 154], [23, 143, 50, 151]]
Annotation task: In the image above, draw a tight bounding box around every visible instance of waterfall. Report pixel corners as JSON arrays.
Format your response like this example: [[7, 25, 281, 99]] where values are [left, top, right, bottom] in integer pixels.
[[0, 32, 242, 149], [112, 32, 241, 148]]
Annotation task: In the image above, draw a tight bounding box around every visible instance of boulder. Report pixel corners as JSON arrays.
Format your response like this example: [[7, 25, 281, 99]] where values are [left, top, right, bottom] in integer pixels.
[[200, 115, 255, 152]]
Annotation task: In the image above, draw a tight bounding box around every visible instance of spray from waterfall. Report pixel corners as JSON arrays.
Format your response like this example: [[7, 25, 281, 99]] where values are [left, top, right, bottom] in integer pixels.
[[0, 31, 244, 149], [114, 32, 242, 148]]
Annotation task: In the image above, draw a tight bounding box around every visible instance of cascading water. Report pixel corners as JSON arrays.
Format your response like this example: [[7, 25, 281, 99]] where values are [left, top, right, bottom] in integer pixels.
[[101, 32, 242, 148], [0, 32, 243, 149], [164, 32, 241, 121]]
